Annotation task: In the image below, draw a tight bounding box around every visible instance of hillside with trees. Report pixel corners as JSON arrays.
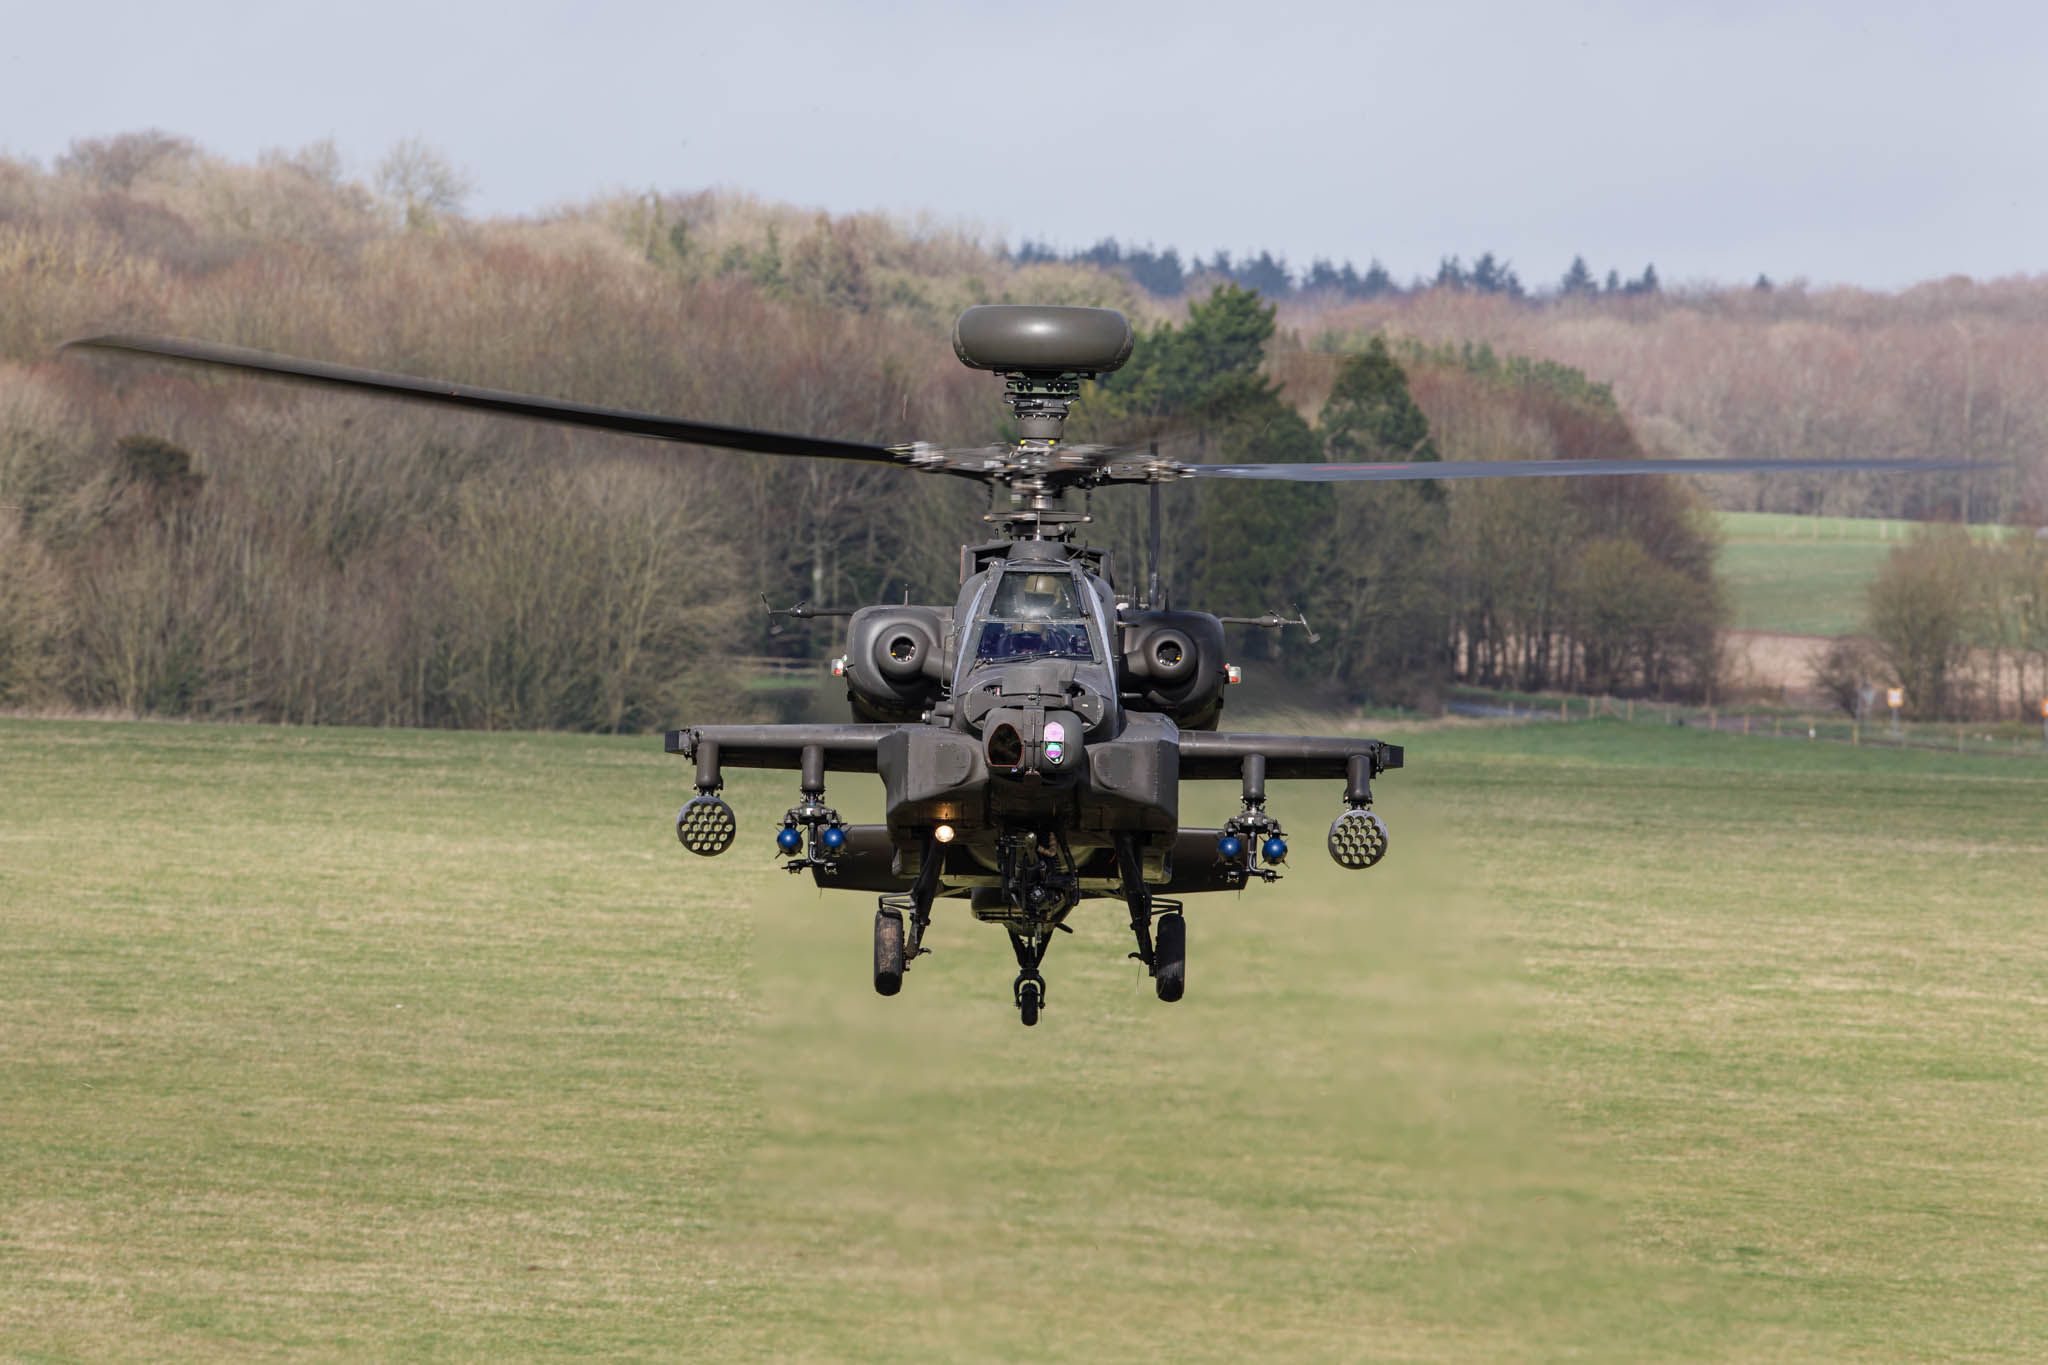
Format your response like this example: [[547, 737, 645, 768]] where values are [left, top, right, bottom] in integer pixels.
[[1, 134, 2042, 727]]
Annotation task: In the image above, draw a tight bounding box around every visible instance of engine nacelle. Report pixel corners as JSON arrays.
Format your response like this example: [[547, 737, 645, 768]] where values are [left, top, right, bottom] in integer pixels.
[[1121, 611, 1227, 730], [844, 606, 947, 723]]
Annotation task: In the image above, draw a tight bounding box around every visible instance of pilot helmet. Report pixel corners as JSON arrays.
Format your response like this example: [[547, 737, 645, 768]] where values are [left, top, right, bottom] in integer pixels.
[[1014, 573, 1064, 619]]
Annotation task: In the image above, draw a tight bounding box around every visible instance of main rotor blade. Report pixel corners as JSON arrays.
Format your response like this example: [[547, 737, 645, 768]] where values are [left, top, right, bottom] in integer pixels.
[[1180, 456, 1990, 482], [62, 334, 910, 468]]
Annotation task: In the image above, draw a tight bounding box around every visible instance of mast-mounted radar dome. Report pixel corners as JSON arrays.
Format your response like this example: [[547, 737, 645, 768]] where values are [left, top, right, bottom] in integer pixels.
[[953, 305, 1133, 376]]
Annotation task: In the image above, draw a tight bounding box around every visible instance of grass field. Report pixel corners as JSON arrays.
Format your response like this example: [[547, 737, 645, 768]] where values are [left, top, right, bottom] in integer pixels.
[[1715, 511, 2017, 637], [5, 716, 2047, 1361]]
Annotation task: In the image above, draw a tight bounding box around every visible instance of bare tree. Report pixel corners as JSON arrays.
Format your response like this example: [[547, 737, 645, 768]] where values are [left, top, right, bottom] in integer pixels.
[[374, 138, 473, 231], [0, 513, 70, 705], [55, 129, 194, 190], [1867, 529, 1980, 719], [1810, 637, 1876, 719]]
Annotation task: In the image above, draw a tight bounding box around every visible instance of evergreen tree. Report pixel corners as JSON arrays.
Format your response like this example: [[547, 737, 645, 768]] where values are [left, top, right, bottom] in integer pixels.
[[1236, 250, 1293, 298], [1560, 255, 1596, 296], [1130, 246, 1185, 296], [1358, 260, 1395, 298], [1304, 339, 1450, 697], [1319, 336, 1440, 463], [1085, 285, 1327, 650], [1470, 252, 1522, 296], [1603, 268, 1622, 293], [1433, 256, 1468, 291], [1075, 237, 1126, 270]]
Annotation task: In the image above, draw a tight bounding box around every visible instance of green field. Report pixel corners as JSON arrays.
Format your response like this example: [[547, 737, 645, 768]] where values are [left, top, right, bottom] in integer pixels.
[[5, 717, 2048, 1361], [1715, 511, 2015, 637]]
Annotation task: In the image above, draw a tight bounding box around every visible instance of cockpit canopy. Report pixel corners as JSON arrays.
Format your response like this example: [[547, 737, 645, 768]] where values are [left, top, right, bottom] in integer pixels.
[[990, 570, 1083, 622], [975, 568, 1095, 665]]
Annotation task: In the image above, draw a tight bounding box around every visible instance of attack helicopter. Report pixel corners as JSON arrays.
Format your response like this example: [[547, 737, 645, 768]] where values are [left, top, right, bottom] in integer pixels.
[[66, 308, 1979, 1026]]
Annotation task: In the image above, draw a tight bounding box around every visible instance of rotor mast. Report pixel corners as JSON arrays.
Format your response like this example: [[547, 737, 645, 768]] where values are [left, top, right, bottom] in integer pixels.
[[989, 373, 1090, 540], [950, 304, 1137, 543]]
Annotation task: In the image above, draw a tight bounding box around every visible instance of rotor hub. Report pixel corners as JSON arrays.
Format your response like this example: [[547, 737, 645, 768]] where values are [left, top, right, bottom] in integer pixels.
[[1002, 373, 1083, 442]]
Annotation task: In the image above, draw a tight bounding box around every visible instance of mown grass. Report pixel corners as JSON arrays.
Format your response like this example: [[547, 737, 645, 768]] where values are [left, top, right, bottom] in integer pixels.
[[1715, 511, 2018, 636], [3, 716, 2046, 1361]]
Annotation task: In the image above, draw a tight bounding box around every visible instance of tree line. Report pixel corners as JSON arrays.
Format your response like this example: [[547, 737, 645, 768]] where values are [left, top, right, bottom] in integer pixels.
[[0, 138, 992, 726], [1010, 237, 1667, 305], [1, 133, 2033, 727], [1070, 287, 1721, 705], [1285, 284, 2045, 525]]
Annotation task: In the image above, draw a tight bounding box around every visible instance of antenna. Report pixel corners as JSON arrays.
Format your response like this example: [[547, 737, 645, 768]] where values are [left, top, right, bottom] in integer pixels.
[[1146, 443, 1162, 609]]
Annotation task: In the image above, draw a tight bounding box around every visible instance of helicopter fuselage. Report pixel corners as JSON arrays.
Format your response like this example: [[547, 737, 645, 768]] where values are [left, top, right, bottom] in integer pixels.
[[667, 534, 1401, 925]]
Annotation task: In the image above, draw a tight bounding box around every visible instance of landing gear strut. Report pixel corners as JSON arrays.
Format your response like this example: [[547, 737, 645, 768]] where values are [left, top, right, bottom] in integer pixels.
[[966, 827, 1078, 1027], [1009, 929, 1051, 1027], [874, 831, 942, 997], [1117, 836, 1185, 1004]]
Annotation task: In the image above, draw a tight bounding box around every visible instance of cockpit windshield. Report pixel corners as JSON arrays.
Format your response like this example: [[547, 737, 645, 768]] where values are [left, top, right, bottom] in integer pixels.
[[975, 621, 1093, 664], [973, 569, 1095, 665], [989, 570, 1084, 622]]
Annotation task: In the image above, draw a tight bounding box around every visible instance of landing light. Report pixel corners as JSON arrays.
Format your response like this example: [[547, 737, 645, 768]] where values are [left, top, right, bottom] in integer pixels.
[[934, 823, 956, 844]]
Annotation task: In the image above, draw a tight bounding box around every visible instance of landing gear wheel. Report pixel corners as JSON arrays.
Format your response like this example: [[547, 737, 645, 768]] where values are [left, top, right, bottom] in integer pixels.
[[1153, 912, 1186, 1003], [873, 910, 904, 996], [1014, 971, 1045, 1027]]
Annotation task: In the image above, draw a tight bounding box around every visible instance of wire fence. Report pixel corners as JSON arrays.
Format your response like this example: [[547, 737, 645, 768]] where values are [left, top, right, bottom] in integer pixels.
[[1446, 689, 2048, 760]]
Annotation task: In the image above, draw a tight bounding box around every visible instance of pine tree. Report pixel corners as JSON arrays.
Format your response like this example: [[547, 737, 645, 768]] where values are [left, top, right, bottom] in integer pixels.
[[1319, 336, 1440, 463], [1234, 250, 1291, 297], [1303, 340, 1451, 696], [1471, 252, 1516, 295], [1560, 255, 1596, 296]]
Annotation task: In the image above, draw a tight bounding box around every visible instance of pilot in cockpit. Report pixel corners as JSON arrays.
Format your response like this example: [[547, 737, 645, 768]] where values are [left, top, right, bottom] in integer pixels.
[[976, 570, 1093, 664], [991, 571, 1082, 622]]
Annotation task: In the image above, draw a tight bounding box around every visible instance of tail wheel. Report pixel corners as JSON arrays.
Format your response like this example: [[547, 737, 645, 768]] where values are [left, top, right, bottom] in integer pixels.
[[873, 910, 905, 996], [1153, 912, 1185, 1003]]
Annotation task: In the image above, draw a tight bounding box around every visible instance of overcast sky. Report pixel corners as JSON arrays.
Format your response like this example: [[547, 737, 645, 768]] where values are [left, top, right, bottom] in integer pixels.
[[6, 0, 2043, 291]]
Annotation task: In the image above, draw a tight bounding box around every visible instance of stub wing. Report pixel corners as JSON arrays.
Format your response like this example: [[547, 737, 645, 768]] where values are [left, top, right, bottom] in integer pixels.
[[665, 723, 892, 778], [1176, 731, 1403, 782]]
